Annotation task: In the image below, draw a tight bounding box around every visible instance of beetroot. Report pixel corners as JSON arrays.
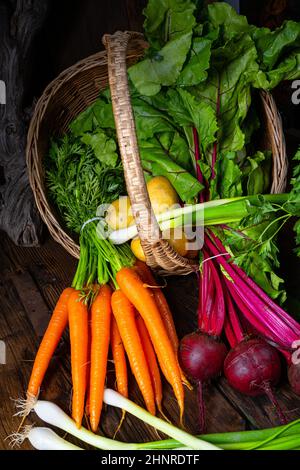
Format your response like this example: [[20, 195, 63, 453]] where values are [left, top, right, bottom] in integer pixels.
[[179, 331, 228, 431], [180, 332, 228, 383], [288, 363, 300, 396], [224, 338, 286, 423]]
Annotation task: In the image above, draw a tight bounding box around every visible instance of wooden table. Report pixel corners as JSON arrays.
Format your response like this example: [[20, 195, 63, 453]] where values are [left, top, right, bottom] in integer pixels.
[[1, 232, 300, 450]]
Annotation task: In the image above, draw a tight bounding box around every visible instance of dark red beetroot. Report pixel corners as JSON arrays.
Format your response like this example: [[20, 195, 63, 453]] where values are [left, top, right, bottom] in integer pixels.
[[288, 364, 300, 396], [180, 332, 228, 382], [179, 332, 228, 431], [224, 338, 286, 423]]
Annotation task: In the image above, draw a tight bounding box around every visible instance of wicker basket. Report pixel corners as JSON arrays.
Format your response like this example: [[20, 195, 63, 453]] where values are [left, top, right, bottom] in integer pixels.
[[26, 31, 288, 275]]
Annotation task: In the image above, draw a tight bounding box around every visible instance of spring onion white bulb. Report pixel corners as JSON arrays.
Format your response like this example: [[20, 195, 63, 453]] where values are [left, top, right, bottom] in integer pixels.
[[33, 401, 137, 450], [103, 389, 220, 450], [28, 427, 82, 450]]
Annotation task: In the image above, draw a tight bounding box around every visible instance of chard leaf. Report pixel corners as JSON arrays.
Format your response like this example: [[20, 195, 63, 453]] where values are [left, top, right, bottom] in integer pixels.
[[132, 97, 174, 140], [156, 131, 194, 172], [143, 0, 196, 48], [216, 151, 243, 198], [205, 2, 249, 40], [193, 32, 262, 163], [265, 50, 300, 88], [69, 99, 115, 136], [177, 37, 211, 86], [253, 20, 300, 70], [128, 32, 193, 96], [81, 131, 118, 168], [244, 151, 272, 195], [139, 138, 203, 201]]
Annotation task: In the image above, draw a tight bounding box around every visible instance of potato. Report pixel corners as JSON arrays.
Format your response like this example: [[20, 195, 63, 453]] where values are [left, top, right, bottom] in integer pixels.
[[147, 176, 179, 215], [130, 237, 146, 262], [105, 196, 133, 230]]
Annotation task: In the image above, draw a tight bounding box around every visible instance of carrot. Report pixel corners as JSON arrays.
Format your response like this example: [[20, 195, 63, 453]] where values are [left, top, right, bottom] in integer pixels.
[[111, 290, 155, 415], [89, 284, 112, 432], [134, 260, 179, 350], [111, 316, 128, 437], [68, 290, 89, 428], [84, 312, 92, 418], [111, 316, 128, 398], [136, 315, 163, 414], [135, 261, 192, 390], [27, 287, 74, 399], [116, 267, 184, 421]]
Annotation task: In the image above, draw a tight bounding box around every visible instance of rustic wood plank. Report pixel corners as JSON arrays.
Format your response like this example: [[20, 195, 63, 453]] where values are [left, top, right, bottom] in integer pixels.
[[0, 0, 49, 246], [218, 378, 300, 429], [9, 271, 50, 337]]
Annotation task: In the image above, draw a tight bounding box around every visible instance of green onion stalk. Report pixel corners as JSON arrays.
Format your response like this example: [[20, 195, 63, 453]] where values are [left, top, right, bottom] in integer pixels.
[[109, 194, 290, 245]]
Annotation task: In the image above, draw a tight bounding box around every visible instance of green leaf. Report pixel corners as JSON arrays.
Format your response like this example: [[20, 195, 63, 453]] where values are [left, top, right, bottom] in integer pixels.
[[194, 32, 261, 159], [156, 88, 218, 154], [139, 138, 203, 201], [244, 151, 272, 195], [81, 131, 118, 167], [157, 131, 194, 172], [128, 32, 193, 96], [69, 99, 115, 136], [205, 2, 249, 41], [265, 49, 300, 89], [177, 37, 211, 86], [216, 151, 243, 198], [132, 97, 174, 140], [143, 0, 196, 48], [253, 20, 300, 70]]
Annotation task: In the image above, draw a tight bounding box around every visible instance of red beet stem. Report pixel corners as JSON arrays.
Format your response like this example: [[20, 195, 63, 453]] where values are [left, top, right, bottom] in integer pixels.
[[197, 381, 205, 434], [209, 231, 300, 334], [205, 234, 300, 348], [203, 250, 225, 337], [261, 383, 287, 425]]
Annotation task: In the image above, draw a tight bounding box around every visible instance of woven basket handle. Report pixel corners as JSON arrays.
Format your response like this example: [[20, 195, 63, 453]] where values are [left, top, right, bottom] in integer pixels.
[[103, 31, 162, 265], [260, 90, 288, 194]]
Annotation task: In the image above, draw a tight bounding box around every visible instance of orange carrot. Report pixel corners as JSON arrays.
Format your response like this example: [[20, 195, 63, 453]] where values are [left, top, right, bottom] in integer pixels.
[[134, 260, 179, 350], [111, 316, 128, 398], [27, 287, 74, 398], [136, 315, 163, 414], [116, 267, 184, 421], [89, 284, 112, 432], [68, 290, 89, 428], [135, 261, 192, 390], [111, 290, 155, 415], [84, 311, 92, 418]]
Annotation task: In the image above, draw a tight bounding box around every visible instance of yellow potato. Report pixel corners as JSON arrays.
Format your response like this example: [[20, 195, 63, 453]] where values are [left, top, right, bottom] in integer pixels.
[[147, 176, 179, 215], [131, 228, 188, 261], [131, 237, 146, 262], [163, 228, 188, 257], [105, 196, 134, 230]]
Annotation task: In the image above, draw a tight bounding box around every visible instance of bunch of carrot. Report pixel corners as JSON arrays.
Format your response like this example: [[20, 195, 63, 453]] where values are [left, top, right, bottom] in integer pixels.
[[24, 261, 186, 433]]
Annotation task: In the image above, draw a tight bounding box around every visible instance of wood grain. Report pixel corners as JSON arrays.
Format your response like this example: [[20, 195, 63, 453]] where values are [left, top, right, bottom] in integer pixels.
[[0, 0, 47, 246]]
